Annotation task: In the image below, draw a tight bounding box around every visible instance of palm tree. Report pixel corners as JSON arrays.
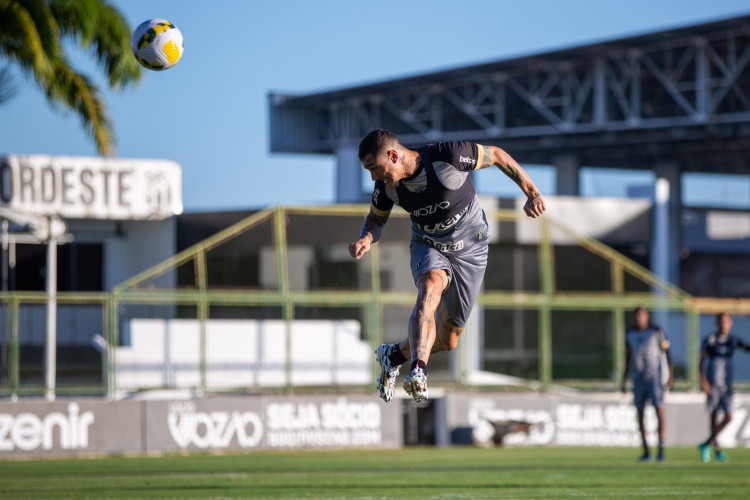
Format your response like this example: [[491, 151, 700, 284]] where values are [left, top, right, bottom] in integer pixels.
[[0, 0, 142, 155]]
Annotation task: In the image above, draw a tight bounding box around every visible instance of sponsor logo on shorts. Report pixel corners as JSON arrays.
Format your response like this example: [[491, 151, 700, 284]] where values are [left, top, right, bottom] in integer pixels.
[[423, 237, 464, 252]]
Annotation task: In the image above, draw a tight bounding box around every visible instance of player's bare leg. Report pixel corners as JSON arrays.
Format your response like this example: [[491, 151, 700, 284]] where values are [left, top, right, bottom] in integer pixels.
[[656, 406, 667, 461], [375, 285, 461, 402], [637, 409, 650, 461], [700, 410, 719, 462], [432, 301, 464, 352], [701, 410, 732, 461], [402, 270, 448, 401], [390, 301, 463, 357]]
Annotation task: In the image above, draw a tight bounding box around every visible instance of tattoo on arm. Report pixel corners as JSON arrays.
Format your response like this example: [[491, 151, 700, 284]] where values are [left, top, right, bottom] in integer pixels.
[[498, 163, 521, 183], [360, 211, 389, 243], [479, 145, 493, 169]]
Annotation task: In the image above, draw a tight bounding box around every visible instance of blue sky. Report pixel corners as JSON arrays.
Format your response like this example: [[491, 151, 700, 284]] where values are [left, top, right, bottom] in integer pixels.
[[1, 0, 749, 212]]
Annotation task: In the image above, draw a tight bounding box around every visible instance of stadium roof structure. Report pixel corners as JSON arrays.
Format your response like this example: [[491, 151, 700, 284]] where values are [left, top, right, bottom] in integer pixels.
[[269, 14, 750, 175]]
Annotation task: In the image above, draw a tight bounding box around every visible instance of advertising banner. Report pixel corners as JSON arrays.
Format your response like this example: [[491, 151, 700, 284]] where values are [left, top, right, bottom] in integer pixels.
[[145, 395, 402, 453], [0, 155, 182, 220], [263, 395, 400, 450], [0, 399, 142, 456], [5, 392, 748, 457], [446, 392, 750, 448]]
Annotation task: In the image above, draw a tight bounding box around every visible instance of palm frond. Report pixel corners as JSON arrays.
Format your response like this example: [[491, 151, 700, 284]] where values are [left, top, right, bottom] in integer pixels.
[[0, 66, 19, 104], [44, 57, 115, 156], [0, 0, 138, 155], [0, 0, 58, 78], [50, 0, 141, 90]]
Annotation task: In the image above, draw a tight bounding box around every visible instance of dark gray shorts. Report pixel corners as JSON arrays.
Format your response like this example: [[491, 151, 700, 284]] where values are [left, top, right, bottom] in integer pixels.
[[409, 209, 489, 327], [633, 378, 664, 410], [707, 388, 733, 415]]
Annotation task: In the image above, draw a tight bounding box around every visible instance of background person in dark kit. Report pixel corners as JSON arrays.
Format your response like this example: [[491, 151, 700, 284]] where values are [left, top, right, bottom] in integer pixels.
[[349, 129, 546, 403], [698, 312, 750, 463], [621, 307, 673, 462]]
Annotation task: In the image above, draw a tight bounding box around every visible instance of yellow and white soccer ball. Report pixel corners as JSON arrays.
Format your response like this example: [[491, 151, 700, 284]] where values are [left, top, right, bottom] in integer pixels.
[[131, 18, 184, 71]]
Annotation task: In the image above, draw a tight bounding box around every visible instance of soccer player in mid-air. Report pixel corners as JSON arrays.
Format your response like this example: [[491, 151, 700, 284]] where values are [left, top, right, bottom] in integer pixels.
[[348, 129, 546, 402], [621, 307, 673, 462], [698, 312, 750, 462]]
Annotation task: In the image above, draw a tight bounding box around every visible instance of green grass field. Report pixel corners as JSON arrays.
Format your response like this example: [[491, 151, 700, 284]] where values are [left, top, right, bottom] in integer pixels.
[[2, 447, 749, 499]]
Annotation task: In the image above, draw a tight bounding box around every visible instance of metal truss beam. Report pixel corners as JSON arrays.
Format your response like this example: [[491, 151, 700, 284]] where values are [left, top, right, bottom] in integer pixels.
[[270, 16, 750, 173]]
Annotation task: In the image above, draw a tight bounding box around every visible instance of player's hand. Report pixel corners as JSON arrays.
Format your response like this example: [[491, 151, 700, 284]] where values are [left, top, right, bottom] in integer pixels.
[[620, 381, 627, 394], [348, 235, 372, 260], [667, 376, 674, 391], [523, 194, 546, 218], [701, 379, 710, 395]]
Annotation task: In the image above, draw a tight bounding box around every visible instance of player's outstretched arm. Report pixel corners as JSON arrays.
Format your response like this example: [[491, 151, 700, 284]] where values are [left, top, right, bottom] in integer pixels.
[[349, 205, 390, 260], [699, 350, 710, 394], [659, 332, 674, 389], [621, 343, 631, 393], [664, 348, 674, 390], [487, 146, 546, 218]]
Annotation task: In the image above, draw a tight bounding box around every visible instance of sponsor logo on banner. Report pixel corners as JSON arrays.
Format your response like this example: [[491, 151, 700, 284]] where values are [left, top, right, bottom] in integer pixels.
[[469, 399, 554, 446], [266, 398, 382, 448], [0, 155, 182, 220], [555, 403, 657, 446], [0, 403, 94, 451], [468, 399, 659, 447], [167, 402, 263, 449]]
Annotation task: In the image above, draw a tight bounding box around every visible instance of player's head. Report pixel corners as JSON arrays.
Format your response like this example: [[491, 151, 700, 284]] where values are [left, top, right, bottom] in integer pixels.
[[633, 307, 649, 329], [358, 129, 400, 161], [716, 312, 733, 333], [358, 129, 407, 187]]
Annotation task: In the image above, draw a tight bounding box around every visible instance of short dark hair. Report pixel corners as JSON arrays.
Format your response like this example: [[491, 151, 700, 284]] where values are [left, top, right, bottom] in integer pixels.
[[358, 129, 399, 160]]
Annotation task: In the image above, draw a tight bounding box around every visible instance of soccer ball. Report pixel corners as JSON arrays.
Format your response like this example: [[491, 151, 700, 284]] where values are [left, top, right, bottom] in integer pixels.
[[131, 18, 184, 71]]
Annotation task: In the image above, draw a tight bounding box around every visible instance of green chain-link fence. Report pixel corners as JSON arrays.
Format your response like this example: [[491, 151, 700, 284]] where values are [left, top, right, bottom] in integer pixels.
[[2, 206, 749, 398]]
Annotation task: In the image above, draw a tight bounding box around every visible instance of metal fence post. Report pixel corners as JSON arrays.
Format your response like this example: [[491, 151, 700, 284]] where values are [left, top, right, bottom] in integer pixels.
[[9, 296, 19, 400], [687, 306, 700, 391], [107, 292, 118, 399], [367, 242, 382, 388], [538, 218, 554, 389], [611, 261, 625, 388], [273, 207, 293, 392], [45, 233, 57, 401], [196, 251, 208, 396]]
